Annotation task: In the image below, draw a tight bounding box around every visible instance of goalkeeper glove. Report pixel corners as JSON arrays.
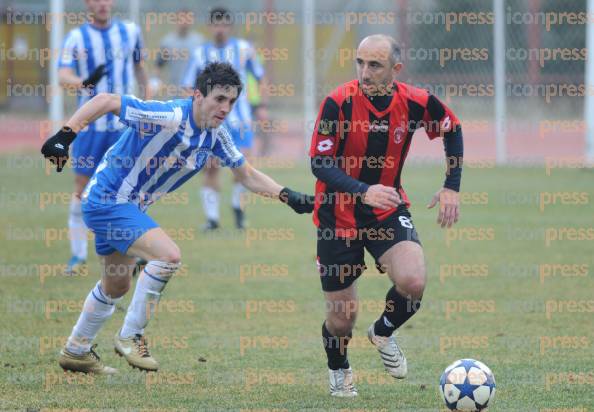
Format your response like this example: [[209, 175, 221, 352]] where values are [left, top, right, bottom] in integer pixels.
[[279, 187, 315, 214], [41, 127, 77, 172], [82, 64, 107, 89]]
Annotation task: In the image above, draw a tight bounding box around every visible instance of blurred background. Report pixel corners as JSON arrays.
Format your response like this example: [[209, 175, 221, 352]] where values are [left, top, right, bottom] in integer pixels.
[[0, 0, 591, 164]]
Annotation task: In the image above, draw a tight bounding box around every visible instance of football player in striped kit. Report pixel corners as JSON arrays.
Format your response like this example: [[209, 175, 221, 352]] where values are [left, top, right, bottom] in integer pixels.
[[182, 7, 266, 230], [58, 0, 149, 274], [42, 62, 313, 374], [310, 35, 464, 396]]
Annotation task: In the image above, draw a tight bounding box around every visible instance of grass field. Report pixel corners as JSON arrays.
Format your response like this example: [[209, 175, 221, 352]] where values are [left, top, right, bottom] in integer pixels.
[[1, 152, 593, 410]]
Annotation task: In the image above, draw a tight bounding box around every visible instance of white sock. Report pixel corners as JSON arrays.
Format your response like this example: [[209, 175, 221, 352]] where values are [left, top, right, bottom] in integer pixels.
[[232, 183, 246, 210], [68, 196, 88, 260], [201, 187, 220, 222], [66, 281, 122, 355], [119, 261, 180, 338]]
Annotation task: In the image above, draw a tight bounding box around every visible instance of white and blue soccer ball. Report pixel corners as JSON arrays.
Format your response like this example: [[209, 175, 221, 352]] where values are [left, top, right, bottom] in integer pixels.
[[439, 359, 496, 411]]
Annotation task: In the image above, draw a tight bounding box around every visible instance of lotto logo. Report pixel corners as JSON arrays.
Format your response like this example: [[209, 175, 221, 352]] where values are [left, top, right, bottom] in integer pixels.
[[317, 139, 333, 152]]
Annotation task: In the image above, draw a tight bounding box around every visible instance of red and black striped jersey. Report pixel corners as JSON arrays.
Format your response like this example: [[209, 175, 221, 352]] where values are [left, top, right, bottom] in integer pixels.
[[310, 79, 460, 230]]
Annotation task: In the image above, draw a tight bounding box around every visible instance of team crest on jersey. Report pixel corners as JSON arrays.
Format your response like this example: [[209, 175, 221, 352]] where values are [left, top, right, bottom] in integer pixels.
[[195, 150, 210, 167], [318, 119, 332, 135], [393, 126, 406, 144], [182, 149, 210, 170]]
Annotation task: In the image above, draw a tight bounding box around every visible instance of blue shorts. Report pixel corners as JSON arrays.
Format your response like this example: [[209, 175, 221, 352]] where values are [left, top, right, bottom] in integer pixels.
[[230, 127, 253, 149], [82, 201, 159, 256], [71, 130, 123, 176]]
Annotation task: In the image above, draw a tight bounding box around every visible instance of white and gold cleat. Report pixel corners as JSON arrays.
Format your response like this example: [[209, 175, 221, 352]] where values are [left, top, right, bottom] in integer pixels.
[[114, 331, 159, 371], [58, 344, 117, 374]]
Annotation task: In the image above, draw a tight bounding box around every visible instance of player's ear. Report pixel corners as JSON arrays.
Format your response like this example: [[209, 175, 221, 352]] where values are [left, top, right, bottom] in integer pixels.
[[193, 88, 204, 104], [393, 62, 403, 77]]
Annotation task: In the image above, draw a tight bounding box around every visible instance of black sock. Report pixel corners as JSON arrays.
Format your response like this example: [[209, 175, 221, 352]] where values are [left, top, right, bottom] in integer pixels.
[[322, 322, 351, 370], [374, 286, 422, 337]]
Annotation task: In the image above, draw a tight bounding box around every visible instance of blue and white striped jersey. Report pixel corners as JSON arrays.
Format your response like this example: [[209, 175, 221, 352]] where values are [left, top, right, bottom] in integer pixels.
[[181, 38, 264, 133], [82, 96, 245, 210], [59, 20, 144, 133]]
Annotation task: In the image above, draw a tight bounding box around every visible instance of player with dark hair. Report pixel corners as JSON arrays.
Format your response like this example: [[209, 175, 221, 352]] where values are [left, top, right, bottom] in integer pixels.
[[310, 35, 464, 397], [42, 62, 313, 374]]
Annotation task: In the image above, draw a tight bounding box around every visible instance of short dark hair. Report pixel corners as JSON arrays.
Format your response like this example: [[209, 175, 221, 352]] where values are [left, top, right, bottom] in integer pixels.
[[195, 62, 243, 97], [209, 7, 232, 24]]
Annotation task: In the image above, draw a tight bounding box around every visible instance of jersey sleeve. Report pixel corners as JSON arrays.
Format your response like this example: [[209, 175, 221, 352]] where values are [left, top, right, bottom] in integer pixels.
[[309, 96, 340, 157], [422, 94, 460, 140], [58, 31, 78, 69], [181, 48, 204, 88], [245, 43, 265, 81], [118, 95, 181, 132], [212, 127, 245, 168]]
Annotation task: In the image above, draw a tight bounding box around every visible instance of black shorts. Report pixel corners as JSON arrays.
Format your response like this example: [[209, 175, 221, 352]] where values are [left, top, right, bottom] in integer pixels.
[[316, 205, 421, 292]]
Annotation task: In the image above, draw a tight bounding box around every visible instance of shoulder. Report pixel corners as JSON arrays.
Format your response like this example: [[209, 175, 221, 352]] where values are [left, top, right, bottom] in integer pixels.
[[235, 38, 257, 57], [120, 20, 142, 37], [191, 44, 207, 59], [235, 38, 252, 50], [395, 81, 430, 107], [64, 27, 83, 43], [213, 125, 233, 142], [123, 96, 185, 125], [327, 79, 359, 106]]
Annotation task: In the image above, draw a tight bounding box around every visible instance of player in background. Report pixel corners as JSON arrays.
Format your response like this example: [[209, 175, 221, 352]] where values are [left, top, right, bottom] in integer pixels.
[[151, 9, 203, 98], [246, 56, 272, 156], [182, 7, 267, 230], [310, 35, 464, 396], [42, 62, 314, 374], [58, 0, 149, 274]]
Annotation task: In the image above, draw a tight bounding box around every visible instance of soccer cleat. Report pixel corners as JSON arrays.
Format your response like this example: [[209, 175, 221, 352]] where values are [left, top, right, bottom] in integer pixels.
[[114, 331, 158, 371], [201, 219, 220, 232], [58, 344, 117, 374], [64, 256, 86, 275], [233, 207, 245, 229], [328, 367, 358, 397], [367, 323, 407, 379]]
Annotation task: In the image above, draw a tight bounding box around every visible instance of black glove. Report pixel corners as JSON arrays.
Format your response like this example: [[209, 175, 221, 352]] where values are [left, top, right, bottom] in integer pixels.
[[40, 127, 77, 172], [82, 64, 107, 88], [279, 187, 315, 214]]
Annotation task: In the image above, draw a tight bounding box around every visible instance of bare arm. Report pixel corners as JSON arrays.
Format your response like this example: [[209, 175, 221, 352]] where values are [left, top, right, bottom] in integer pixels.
[[231, 162, 282, 198], [58, 67, 84, 91], [65, 93, 121, 132]]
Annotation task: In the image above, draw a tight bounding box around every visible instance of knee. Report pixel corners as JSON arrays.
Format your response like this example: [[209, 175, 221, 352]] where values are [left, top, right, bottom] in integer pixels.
[[399, 272, 426, 299], [159, 246, 182, 264], [102, 278, 130, 298], [326, 314, 356, 336]]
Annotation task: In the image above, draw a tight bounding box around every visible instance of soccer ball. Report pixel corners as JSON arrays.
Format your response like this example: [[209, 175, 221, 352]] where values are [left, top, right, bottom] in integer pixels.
[[439, 359, 496, 411]]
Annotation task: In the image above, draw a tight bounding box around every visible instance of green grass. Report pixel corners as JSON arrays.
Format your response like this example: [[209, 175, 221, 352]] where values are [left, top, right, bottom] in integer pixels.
[[1, 152, 593, 410]]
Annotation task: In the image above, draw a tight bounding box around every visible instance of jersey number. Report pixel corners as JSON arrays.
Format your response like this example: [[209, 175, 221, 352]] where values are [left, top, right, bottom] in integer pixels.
[[398, 216, 413, 229]]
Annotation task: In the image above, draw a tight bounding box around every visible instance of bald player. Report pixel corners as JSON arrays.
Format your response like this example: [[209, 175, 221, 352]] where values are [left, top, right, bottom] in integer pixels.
[[309, 35, 464, 397]]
